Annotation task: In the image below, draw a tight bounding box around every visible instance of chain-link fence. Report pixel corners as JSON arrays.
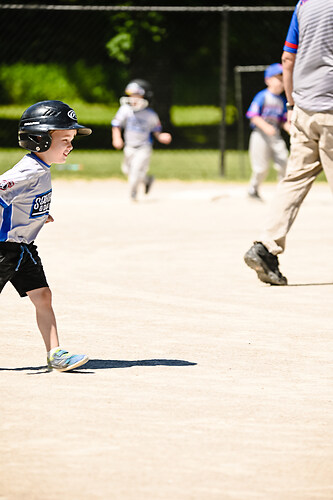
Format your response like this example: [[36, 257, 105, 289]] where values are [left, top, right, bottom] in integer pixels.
[[0, 4, 295, 176]]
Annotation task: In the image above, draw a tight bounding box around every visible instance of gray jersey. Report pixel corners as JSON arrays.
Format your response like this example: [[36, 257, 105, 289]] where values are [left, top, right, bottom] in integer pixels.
[[0, 153, 52, 243], [112, 104, 162, 148], [284, 0, 333, 111]]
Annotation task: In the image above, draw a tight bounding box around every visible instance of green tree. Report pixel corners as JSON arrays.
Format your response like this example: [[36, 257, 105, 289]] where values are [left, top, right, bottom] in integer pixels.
[[106, 10, 173, 125]]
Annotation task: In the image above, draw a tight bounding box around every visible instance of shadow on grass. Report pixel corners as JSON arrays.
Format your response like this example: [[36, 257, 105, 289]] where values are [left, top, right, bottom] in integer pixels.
[[0, 358, 197, 374]]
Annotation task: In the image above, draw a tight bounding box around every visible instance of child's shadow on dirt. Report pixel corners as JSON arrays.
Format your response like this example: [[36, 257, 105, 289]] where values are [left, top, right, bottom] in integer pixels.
[[0, 358, 197, 374], [75, 358, 197, 374]]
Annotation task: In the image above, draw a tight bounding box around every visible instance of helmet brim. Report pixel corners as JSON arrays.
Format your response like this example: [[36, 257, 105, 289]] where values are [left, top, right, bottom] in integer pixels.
[[72, 124, 92, 136], [20, 123, 92, 136]]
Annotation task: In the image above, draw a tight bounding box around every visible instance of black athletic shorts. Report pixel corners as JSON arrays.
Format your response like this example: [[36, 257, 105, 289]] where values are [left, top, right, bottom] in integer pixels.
[[0, 242, 48, 297]]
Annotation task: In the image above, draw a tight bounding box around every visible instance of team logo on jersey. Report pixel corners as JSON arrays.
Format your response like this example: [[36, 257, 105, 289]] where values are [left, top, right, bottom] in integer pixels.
[[0, 180, 14, 191], [68, 110, 77, 120], [30, 189, 52, 218]]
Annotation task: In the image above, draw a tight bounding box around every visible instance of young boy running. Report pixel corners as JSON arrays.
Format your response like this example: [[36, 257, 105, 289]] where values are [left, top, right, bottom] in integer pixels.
[[0, 100, 92, 371], [112, 79, 172, 201]]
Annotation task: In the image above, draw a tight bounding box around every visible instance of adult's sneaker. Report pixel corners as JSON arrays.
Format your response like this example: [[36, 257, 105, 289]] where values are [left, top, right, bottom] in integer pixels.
[[244, 241, 288, 285], [47, 348, 89, 372]]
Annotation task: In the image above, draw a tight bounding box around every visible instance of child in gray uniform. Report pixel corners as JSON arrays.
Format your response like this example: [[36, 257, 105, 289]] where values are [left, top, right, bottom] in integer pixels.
[[112, 79, 172, 201], [246, 63, 290, 200], [0, 100, 92, 371]]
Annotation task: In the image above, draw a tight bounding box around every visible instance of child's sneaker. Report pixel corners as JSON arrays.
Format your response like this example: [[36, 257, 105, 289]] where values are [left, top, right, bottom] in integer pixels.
[[248, 187, 262, 200], [47, 348, 89, 372], [145, 175, 155, 194]]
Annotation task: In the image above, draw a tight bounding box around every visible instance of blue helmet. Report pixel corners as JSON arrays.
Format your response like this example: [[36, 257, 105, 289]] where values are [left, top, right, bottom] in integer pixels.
[[264, 63, 283, 79]]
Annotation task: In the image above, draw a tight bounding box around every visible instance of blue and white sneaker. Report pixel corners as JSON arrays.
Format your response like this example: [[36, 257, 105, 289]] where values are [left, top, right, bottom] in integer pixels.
[[47, 348, 89, 372]]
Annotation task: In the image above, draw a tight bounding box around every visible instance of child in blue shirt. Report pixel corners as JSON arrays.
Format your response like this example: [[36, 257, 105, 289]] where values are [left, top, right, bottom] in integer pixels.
[[246, 63, 290, 200]]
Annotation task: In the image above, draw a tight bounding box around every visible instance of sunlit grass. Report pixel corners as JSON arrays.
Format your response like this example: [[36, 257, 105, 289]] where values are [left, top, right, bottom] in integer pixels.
[[170, 105, 237, 126], [1, 148, 327, 183], [0, 103, 237, 126], [0, 149, 238, 180]]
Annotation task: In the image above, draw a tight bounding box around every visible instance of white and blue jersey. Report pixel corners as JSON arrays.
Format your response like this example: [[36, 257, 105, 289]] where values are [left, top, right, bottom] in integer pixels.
[[0, 153, 52, 243], [112, 104, 162, 148], [283, 0, 333, 111], [246, 89, 287, 130]]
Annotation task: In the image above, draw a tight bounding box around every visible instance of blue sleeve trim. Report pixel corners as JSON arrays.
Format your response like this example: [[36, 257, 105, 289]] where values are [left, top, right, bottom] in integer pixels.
[[283, 4, 299, 52], [0, 196, 9, 209], [0, 204, 12, 241]]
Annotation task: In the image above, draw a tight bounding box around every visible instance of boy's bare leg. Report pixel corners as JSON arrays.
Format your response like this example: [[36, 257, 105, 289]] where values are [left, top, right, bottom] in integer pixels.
[[27, 287, 59, 352]]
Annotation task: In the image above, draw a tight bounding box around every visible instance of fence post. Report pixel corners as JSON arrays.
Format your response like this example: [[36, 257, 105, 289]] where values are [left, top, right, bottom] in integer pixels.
[[219, 9, 229, 177], [234, 67, 245, 176]]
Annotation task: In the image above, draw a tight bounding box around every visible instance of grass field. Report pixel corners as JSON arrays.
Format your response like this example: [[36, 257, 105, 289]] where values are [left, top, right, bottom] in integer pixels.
[[0, 103, 327, 182], [0, 149, 258, 182], [0, 148, 327, 183], [0, 103, 225, 126]]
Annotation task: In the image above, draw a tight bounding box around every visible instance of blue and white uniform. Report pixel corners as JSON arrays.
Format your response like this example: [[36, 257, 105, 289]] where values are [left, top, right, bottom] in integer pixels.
[[246, 89, 288, 196], [0, 152, 52, 296], [112, 103, 162, 198], [246, 89, 287, 131], [0, 153, 51, 243], [112, 104, 162, 148]]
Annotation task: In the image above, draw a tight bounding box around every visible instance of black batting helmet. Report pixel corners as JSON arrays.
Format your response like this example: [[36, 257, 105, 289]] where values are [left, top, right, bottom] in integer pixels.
[[18, 100, 92, 152]]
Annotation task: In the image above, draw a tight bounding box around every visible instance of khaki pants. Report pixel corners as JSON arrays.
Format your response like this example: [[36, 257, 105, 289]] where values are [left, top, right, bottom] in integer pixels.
[[260, 105, 333, 255]]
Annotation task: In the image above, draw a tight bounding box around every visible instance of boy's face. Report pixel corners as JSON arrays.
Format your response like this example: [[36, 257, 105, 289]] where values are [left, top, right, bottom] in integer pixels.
[[128, 93, 145, 109], [265, 74, 284, 95], [38, 129, 76, 165], [120, 93, 148, 111]]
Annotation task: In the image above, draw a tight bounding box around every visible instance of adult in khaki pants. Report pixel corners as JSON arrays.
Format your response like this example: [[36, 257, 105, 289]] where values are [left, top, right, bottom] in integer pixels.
[[244, 0, 333, 285]]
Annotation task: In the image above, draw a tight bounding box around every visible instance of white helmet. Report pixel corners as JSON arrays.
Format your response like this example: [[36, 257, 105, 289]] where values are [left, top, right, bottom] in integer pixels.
[[120, 79, 153, 111]]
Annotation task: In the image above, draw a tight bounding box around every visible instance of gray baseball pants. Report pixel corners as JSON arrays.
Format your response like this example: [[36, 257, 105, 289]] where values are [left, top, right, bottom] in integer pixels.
[[260, 105, 333, 254], [248, 128, 288, 192], [122, 145, 152, 197]]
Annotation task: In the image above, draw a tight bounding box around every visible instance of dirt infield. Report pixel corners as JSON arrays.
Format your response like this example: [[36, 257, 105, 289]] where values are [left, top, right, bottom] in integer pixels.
[[1, 179, 333, 500]]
